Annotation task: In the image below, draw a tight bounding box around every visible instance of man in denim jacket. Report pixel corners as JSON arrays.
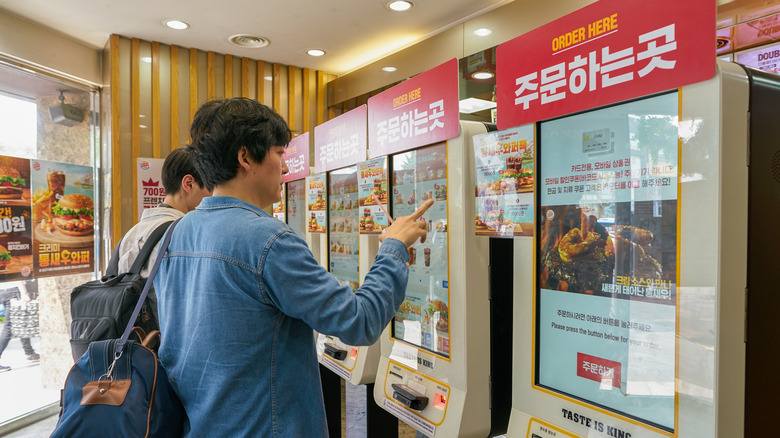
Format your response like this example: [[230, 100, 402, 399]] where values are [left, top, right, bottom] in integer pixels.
[[155, 98, 431, 437]]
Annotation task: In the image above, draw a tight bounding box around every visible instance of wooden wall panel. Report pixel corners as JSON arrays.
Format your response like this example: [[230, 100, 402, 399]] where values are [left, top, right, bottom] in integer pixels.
[[108, 35, 329, 241]]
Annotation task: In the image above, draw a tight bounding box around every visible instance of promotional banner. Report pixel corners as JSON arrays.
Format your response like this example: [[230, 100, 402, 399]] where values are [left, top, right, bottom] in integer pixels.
[[286, 180, 307, 238], [736, 41, 780, 74], [284, 132, 310, 183], [391, 143, 450, 358], [306, 174, 327, 234], [0, 156, 33, 281], [357, 157, 389, 234], [273, 185, 286, 222], [473, 125, 535, 237], [314, 105, 367, 174], [30, 159, 95, 278], [536, 92, 678, 431], [328, 167, 360, 291], [137, 158, 165, 219], [497, 0, 715, 129], [368, 59, 459, 158]]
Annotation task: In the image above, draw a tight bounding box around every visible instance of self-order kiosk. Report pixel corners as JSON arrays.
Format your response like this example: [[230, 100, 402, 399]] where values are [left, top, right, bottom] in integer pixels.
[[495, 0, 780, 435]]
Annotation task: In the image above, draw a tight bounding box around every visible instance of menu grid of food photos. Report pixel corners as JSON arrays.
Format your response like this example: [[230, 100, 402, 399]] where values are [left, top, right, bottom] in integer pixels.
[[0, 156, 95, 282], [473, 125, 535, 237], [536, 92, 678, 431], [391, 143, 450, 359], [286, 180, 306, 238], [357, 158, 389, 235], [307, 174, 327, 233], [328, 167, 360, 291]]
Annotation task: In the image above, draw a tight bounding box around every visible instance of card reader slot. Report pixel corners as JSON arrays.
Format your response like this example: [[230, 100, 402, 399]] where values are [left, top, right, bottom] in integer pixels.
[[391, 383, 428, 411], [324, 342, 347, 361]]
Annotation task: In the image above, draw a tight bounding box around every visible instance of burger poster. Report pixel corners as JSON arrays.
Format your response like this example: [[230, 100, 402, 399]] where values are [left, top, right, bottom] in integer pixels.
[[0, 156, 33, 282], [357, 157, 389, 235], [306, 174, 327, 234], [536, 93, 678, 430], [328, 167, 360, 291], [473, 125, 535, 237], [390, 143, 450, 358], [30, 160, 95, 278]]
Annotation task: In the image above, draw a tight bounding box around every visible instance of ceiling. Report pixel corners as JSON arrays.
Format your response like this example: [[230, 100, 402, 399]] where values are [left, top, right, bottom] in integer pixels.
[[0, 0, 511, 76]]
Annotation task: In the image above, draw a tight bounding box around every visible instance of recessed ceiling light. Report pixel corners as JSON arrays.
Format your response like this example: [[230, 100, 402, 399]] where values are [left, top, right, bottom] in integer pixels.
[[307, 49, 326, 56], [229, 34, 270, 48], [474, 28, 492, 37], [164, 20, 189, 30], [459, 98, 497, 114], [387, 1, 413, 12], [472, 71, 494, 80], [382, 66, 397, 72]]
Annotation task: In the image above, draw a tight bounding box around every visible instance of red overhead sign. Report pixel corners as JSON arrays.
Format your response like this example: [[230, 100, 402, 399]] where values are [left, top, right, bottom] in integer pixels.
[[284, 132, 310, 182], [368, 58, 459, 158], [496, 0, 715, 129], [314, 105, 367, 173]]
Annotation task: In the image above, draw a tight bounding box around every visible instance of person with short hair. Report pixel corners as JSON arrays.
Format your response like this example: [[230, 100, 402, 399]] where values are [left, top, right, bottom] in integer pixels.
[[155, 97, 431, 437], [116, 146, 211, 322]]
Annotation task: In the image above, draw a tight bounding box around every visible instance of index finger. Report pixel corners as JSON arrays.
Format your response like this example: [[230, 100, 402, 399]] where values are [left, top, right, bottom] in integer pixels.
[[409, 199, 434, 220]]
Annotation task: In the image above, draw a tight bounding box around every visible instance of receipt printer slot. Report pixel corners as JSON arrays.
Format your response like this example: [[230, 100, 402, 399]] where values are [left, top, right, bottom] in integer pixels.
[[324, 342, 347, 360], [392, 383, 428, 410]]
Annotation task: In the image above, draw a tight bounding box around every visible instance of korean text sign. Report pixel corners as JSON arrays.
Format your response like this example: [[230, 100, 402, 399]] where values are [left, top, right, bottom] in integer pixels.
[[496, 0, 714, 129], [284, 132, 310, 183], [137, 158, 165, 220], [368, 59, 459, 158], [315, 105, 367, 173]]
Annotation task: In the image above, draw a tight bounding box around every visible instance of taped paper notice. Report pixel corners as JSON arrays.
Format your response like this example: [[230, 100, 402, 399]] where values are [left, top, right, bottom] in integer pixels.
[[390, 341, 418, 370]]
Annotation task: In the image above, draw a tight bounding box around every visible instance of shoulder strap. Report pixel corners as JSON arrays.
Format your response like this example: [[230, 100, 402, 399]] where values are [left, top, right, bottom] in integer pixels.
[[104, 237, 124, 277], [116, 217, 180, 356], [127, 220, 175, 275]]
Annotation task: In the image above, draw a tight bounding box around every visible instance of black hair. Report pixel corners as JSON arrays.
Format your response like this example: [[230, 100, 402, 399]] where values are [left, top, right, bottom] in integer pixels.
[[161, 146, 205, 195], [189, 98, 291, 191]]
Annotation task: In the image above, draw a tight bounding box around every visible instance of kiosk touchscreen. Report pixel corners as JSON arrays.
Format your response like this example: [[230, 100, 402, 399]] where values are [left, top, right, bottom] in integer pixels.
[[374, 121, 494, 437], [285, 179, 307, 238], [316, 165, 383, 384], [305, 174, 328, 268], [507, 61, 779, 438]]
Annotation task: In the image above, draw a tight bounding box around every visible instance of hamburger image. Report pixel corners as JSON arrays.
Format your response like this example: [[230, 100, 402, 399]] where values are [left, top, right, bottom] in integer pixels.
[[0, 165, 25, 200], [428, 300, 449, 332], [0, 245, 10, 271], [52, 193, 94, 236]]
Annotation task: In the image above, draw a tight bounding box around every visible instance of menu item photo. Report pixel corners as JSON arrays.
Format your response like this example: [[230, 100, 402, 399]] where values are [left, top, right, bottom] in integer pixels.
[[51, 193, 94, 236], [0, 165, 25, 200]]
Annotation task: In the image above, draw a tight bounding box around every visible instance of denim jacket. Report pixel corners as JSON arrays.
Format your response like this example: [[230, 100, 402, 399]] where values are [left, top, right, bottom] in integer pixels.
[[154, 196, 410, 437]]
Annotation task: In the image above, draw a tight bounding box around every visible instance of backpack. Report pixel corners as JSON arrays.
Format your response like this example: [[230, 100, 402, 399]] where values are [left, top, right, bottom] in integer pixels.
[[69, 221, 172, 362]]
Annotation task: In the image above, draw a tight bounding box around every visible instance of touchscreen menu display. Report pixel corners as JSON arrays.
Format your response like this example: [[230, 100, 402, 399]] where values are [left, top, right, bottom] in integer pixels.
[[537, 92, 678, 431], [328, 167, 360, 291], [390, 143, 450, 358], [286, 180, 306, 238]]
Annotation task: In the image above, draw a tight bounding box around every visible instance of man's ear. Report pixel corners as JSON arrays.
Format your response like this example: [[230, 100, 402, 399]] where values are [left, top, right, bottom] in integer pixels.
[[237, 146, 252, 172], [181, 174, 195, 194]]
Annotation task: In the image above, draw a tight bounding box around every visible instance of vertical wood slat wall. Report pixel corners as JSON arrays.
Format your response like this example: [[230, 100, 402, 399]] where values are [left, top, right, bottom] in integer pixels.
[[109, 35, 335, 244]]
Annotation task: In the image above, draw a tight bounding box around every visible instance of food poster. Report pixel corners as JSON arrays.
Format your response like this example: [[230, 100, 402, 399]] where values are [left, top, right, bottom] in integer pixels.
[[306, 174, 327, 233], [357, 157, 389, 234], [473, 125, 535, 237], [29, 159, 95, 278], [273, 184, 286, 222], [136, 158, 165, 219], [536, 92, 678, 431], [286, 180, 306, 238], [390, 143, 450, 358], [0, 156, 33, 281], [328, 167, 360, 291]]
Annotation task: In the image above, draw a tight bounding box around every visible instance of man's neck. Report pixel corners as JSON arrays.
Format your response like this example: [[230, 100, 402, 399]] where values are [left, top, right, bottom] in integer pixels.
[[212, 176, 270, 209], [162, 195, 188, 214]]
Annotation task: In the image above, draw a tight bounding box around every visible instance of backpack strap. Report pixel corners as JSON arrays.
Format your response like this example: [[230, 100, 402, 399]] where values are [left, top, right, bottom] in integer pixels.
[[127, 220, 175, 275], [116, 218, 180, 356], [104, 237, 124, 278]]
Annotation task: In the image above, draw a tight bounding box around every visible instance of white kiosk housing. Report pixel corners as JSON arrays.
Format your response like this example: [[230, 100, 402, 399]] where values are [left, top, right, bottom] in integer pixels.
[[374, 121, 495, 437]]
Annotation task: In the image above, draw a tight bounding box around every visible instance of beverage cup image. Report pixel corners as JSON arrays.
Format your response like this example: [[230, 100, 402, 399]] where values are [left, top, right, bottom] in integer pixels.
[[424, 248, 431, 267], [47, 170, 66, 200]]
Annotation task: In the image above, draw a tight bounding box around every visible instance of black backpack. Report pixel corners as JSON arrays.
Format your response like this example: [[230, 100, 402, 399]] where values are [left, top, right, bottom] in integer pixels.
[[69, 221, 173, 362]]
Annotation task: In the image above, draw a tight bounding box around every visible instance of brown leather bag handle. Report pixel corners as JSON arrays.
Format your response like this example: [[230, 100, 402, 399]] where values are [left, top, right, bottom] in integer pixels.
[[141, 330, 161, 349]]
